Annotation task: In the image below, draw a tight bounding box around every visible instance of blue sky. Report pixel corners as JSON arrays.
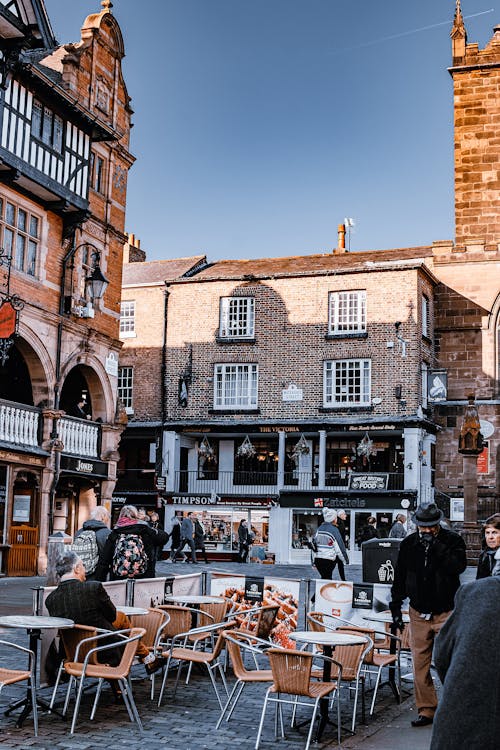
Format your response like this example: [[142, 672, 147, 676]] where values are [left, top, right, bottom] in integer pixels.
[[44, 1, 497, 261]]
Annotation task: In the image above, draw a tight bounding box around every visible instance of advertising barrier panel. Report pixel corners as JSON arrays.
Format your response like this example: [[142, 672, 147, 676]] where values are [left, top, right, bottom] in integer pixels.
[[133, 573, 202, 608]]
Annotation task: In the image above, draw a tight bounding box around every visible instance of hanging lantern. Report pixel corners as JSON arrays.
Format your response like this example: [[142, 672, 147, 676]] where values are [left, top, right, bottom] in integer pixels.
[[198, 435, 215, 459], [236, 435, 256, 458]]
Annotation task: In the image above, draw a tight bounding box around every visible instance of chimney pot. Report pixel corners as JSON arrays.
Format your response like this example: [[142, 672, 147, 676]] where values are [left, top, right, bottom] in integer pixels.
[[336, 223, 346, 253]]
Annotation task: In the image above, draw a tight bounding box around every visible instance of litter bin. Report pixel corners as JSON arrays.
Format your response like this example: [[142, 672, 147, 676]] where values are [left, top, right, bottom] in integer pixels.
[[361, 537, 402, 584]]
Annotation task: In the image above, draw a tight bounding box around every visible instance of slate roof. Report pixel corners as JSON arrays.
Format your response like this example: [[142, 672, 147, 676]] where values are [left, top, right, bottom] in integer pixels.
[[122, 256, 208, 286]]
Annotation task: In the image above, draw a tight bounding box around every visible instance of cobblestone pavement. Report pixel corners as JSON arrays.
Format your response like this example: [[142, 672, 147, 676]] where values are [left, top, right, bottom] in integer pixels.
[[0, 562, 474, 749]]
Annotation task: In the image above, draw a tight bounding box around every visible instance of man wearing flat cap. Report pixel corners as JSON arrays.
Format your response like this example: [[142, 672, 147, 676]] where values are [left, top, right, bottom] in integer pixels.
[[389, 503, 466, 728]]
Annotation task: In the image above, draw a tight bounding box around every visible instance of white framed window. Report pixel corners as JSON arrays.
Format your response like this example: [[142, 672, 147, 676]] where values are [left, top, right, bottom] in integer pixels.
[[118, 366, 134, 414], [422, 295, 430, 338], [119, 300, 136, 337], [219, 296, 255, 338], [323, 359, 371, 406], [421, 362, 428, 409], [214, 364, 258, 409], [328, 290, 366, 334], [0, 195, 40, 276]]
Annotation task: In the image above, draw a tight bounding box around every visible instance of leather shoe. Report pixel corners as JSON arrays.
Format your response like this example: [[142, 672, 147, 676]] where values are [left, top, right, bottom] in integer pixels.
[[411, 715, 433, 727], [143, 656, 166, 675]]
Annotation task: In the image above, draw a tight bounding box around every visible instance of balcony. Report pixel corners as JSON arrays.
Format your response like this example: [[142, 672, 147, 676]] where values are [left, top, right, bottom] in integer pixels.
[[59, 416, 101, 459], [173, 470, 405, 496], [0, 399, 41, 448]]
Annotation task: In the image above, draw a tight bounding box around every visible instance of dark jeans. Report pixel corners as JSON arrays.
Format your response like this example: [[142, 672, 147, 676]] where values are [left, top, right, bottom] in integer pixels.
[[173, 537, 197, 562], [314, 556, 346, 580], [195, 538, 208, 563], [238, 543, 249, 563]]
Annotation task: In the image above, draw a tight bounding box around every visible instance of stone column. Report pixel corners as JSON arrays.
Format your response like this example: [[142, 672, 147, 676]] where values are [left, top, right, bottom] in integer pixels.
[[277, 431, 286, 490], [318, 430, 326, 490]]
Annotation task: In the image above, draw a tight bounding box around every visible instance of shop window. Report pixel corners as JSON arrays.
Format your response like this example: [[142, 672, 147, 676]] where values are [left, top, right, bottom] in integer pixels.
[[323, 359, 371, 406], [219, 296, 255, 339], [234, 439, 278, 485], [214, 363, 258, 409], [328, 290, 366, 334], [0, 196, 40, 277], [119, 300, 136, 337]]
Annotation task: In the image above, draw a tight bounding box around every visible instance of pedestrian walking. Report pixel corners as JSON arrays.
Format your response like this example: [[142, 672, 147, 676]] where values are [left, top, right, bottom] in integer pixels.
[[389, 502, 467, 728], [313, 508, 349, 581]]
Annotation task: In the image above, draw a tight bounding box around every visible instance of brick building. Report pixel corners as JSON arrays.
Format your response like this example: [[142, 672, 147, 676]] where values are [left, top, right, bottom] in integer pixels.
[[0, 1, 133, 574], [120, 236, 439, 564]]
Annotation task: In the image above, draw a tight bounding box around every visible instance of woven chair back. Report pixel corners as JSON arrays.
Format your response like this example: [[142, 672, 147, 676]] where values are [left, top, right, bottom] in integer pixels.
[[129, 608, 167, 649], [268, 648, 313, 697]]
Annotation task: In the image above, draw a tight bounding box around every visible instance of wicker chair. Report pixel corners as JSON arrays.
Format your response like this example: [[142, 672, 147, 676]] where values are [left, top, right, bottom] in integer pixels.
[[157, 619, 237, 709], [63, 627, 146, 735], [49, 624, 102, 710], [237, 604, 279, 641], [337, 625, 400, 715], [216, 631, 274, 729], [0, 640, 38, 736], [255, 648, 342, 750], [129, 607, 169, 654]]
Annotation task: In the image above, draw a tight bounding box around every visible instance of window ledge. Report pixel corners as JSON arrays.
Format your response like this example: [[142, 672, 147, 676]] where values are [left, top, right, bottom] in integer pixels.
[[325, 331, 368, 341], [319, 405, 374, 413], [216, 336, 256, 345], [208, 408, 261, 415], [119, 331, 137, 339]]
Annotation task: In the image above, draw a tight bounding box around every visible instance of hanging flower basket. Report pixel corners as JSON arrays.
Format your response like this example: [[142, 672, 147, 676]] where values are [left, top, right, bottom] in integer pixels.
[[198, 435, 215, 459], [291, 433, 310, 462], [236, 435, 256, 459], [356, 432, 377, 465]]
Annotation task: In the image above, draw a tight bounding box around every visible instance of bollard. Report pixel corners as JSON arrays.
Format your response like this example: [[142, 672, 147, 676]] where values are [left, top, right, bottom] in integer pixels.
[[46, 532, 72, 586]]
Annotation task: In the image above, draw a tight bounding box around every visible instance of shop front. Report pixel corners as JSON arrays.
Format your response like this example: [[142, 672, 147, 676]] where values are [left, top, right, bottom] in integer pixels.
[[163, 494, 271, 561], [278, 491, 418, 565]]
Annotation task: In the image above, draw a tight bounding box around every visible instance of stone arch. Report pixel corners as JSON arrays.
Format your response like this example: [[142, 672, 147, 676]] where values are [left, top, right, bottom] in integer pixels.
[[9, 325, 53, 407], [59, 351, 115, 422], [488, 291, 500, 392]]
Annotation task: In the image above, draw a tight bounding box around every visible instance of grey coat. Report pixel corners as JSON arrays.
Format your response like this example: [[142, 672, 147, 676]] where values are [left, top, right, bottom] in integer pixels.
[[430, 577, 500, 750]]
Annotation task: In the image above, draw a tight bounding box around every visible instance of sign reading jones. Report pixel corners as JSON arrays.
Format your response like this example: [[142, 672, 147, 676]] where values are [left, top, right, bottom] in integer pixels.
[[348, 473, 388, 491], [60, 456, 108, 477]]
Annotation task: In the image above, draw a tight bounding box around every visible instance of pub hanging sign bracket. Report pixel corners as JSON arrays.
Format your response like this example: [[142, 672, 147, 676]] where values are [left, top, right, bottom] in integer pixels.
[[0, 247, 24, 365]]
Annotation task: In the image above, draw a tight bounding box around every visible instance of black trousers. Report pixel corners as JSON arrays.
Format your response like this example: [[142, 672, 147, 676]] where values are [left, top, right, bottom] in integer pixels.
[[314, 557, 345, 580]]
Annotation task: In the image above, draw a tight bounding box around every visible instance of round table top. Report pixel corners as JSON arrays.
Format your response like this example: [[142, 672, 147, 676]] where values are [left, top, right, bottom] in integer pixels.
[[362, 611, 410, 624], [290, 630, 367, 647], [0, 615, 74, 630], [116, 606, 149, 616], [163, 594, 225, 605]]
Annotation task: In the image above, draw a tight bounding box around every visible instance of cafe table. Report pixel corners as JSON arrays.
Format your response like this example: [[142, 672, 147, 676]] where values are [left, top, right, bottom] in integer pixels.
[[0, 614, 74, 727], [162, 594, 225, 606], [116, 605, 149, 616], [289, 630, 366, 742]]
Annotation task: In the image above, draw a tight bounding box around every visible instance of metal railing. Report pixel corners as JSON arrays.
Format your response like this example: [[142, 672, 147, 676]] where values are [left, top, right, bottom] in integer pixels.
[[0, 399, 41, 448], [59, 416, 101, 458], [174, 470, 405, 495]]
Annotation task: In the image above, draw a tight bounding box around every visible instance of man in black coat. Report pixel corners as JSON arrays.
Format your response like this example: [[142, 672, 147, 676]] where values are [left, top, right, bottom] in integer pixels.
[[430, 576, 500, 750], [390, 503, 467, 728], [45, 549, 162, 672]]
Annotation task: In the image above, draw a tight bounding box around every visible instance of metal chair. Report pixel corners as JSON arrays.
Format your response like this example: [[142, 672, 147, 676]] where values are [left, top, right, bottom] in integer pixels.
[[49, 624, 102, 710], [63, 627, 146, 735], [157, 619, 237, 709], [216, 631, 275, 729], [255, 648, 342, 750], [0, 640, 38, 736], [337, 625, 401, 715]]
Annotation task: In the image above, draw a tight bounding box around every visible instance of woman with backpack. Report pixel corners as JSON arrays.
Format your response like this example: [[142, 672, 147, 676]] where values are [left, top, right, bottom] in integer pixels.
[[96, 504, 169, 581]]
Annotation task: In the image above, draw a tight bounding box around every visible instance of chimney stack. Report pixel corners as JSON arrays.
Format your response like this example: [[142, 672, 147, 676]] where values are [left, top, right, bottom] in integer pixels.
[[335, 223, 346, 253]]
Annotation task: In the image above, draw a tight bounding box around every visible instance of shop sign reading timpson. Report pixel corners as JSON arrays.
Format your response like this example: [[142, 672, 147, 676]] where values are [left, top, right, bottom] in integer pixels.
[[171, 495, 218, 505]]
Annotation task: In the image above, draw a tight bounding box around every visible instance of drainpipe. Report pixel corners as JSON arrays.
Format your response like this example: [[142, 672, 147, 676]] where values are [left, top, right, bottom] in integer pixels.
[[157, 284, 170, 489]]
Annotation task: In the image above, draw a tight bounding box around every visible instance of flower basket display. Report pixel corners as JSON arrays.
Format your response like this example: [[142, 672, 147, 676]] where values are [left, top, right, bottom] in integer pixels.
[[356, 432, 377, 466], [198, 435, 215, 459], [236, 435, 256, 459], [291, 433, 310, 463]]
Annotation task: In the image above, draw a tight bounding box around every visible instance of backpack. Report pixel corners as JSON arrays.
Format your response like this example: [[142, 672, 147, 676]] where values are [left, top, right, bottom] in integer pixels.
[[71, 530, 99, 575], [112, 533, 148, 579]]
